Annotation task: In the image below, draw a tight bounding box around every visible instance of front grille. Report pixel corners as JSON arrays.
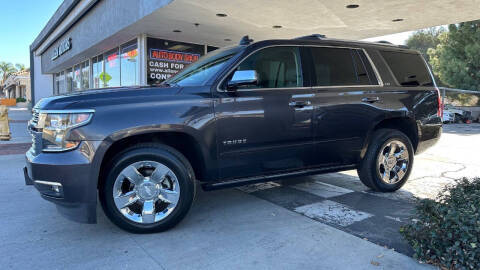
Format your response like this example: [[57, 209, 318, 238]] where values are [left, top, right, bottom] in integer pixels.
[[31, 109, 40, 126], [30, 130, 43, 155], [29, 109, 42, 155]]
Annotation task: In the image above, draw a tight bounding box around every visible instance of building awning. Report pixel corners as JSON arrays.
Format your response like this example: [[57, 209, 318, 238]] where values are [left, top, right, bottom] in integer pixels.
[[32, 0, 480, 74], [33, 0, 480, 53], [138, 0, 480, 46]]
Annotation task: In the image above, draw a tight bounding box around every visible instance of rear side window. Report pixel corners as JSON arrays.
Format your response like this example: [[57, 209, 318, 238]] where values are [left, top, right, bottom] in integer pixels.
[[380, 51, 433, 87], [310, 47, 377, 86], [352, 50, 378, 85]]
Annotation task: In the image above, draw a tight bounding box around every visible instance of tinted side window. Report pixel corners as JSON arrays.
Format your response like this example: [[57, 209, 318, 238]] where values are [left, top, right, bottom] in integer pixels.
[[380, 51, 433, 87], [352, 49, 378, 85], [310, 47, 376, 86], [234, 46, 303, 89]]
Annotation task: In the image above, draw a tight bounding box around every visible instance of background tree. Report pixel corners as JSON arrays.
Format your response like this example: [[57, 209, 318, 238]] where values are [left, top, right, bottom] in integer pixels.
[[15, 63, 26, 71], [406, 27, 444, 58], [406, 27, 445, 85], [0, 61, 16, 86], [429, 21, 480, 91]]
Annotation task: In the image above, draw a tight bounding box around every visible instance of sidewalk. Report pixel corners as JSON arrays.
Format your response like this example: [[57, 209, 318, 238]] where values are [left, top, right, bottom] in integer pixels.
[[0, 107, 433, 269], [3, 107, 31, 145], [0, 155, 431, 270]]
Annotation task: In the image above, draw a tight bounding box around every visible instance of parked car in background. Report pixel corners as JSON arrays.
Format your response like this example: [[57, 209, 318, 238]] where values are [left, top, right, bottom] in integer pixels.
[[442, 110, 456, 123], [443, 104, 472, 123], [24, 35, 443, 233]]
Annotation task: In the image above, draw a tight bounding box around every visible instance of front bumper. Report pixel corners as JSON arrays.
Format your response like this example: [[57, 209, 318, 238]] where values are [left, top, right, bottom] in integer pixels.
[[24, 142, 99, 224]]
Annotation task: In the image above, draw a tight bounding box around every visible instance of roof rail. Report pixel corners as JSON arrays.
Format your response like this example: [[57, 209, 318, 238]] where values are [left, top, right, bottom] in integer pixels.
[[239, 35, 254, 45], [294, 34, 327, 40], [373, 40, 409, 49], [292, 35, 412, 50]]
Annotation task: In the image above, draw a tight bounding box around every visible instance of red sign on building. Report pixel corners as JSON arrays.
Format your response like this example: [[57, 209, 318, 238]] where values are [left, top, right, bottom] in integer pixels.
[[149, 49, 200, 64]]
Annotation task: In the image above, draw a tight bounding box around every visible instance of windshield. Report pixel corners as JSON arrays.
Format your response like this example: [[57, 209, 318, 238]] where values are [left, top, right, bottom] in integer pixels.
[[163, 45, 244, 87]]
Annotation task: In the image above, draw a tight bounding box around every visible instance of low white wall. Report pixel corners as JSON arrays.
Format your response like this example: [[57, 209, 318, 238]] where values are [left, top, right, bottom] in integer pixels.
[[33, 54, 53, 105]]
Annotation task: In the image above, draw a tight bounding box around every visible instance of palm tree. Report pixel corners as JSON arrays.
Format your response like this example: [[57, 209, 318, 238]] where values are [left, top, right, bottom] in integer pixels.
[[15, 63, 26, 71], [0, 61, 16, 85]]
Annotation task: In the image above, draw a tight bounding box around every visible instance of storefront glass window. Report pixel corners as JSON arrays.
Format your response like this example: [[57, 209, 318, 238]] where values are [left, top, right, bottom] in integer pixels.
[[121, 40, 138, 86], [104, 48, 120, 87], [66, 68, 73, 92], [54, 73, 60, 95], [92, 55, 104, 88], [73, 65, 81, 91], [58, 71, 65, 94], [81, 60, 90, 90]]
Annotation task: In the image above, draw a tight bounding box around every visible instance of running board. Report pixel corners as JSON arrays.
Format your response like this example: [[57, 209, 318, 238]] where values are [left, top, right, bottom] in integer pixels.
[[202, 164, 357, 191]]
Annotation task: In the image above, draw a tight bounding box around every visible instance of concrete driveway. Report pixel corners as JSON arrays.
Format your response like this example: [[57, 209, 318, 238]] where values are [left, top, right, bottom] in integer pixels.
[[2, 108, 478, 269], [239, 123, 480, 257]]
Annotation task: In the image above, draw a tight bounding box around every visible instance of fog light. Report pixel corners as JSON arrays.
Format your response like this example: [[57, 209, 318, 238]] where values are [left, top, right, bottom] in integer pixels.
[[34, 180, 64, 198]]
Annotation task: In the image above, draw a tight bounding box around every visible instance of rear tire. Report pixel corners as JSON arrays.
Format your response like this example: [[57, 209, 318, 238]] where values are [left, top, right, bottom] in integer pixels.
[[100, 143, 196, 233], [357, 129, 414, 192]]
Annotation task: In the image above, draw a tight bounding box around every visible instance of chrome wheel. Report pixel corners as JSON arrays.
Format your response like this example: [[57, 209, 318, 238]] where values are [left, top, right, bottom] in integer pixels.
[[376, 140, 409, 185], [113, 161, 180, 224]]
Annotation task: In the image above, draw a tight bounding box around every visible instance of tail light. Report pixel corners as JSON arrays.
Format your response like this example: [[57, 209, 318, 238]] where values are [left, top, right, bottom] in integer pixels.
[[435, 87, 443, 118]]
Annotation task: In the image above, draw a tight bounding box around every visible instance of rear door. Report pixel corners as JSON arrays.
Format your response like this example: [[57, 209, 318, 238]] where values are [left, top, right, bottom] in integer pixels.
[[306, 46, 383, 166], [214, 46, 316, 179]]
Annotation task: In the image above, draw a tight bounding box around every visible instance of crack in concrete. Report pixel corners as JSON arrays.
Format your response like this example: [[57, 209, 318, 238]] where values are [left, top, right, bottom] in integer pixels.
[[128, 234, 167, 270], [409, 157, 468, 182], [409, 163, 467, 182], [440, 164, 467, 179]]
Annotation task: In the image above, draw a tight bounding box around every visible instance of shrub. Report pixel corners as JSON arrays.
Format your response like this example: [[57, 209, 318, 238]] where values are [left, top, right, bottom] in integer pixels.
[[400, 178, 480, 269], [16, 97, 26, 103]]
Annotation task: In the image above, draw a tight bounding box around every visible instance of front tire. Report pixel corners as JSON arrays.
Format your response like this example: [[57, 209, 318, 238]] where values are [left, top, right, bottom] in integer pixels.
[[100, 143, 196, 233], [357, 129, 414, 192]]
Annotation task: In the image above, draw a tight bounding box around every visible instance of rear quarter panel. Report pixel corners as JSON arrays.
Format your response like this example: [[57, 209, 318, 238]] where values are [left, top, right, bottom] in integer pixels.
[[363, 86, 442, 154]]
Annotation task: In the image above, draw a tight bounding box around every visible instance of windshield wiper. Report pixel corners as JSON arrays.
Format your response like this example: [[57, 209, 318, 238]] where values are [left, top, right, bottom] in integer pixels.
[[159, 82, 179, 87]]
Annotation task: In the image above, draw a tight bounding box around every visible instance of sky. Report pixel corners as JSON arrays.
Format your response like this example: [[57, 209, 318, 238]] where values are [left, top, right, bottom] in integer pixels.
[[362, 31, 415, 45], [0, 0, 63, 67]]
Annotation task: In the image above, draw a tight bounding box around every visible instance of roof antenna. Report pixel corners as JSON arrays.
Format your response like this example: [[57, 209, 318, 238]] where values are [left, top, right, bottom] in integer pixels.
[[239, 35, 253, 45], [376, 40, 393, 44]]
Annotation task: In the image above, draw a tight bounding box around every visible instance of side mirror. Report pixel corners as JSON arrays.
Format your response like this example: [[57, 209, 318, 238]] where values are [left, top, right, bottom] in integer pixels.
[[227, 70, 258, 90]]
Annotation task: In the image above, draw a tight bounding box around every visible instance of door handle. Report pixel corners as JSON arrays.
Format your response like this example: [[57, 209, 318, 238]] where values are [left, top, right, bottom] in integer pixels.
[[361, 97, 380, 103], [289, 100, 312, 108]]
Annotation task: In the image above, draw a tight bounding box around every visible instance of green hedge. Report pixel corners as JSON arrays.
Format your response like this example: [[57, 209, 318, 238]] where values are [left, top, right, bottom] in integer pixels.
[[16, 97, 26, 103], [401, 178, 480, 269]]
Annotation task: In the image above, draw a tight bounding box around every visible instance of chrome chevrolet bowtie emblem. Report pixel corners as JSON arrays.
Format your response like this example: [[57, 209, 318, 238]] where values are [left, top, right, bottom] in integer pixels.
[[223, 139, 247, 146]]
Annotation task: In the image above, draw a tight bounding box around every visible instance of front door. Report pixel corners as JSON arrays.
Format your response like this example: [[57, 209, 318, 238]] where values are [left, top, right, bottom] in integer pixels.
[[214, 46, 315, 180]]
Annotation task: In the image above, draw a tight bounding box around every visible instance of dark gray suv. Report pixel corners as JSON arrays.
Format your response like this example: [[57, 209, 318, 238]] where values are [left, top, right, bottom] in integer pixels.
[[25, 36, 442, 233]]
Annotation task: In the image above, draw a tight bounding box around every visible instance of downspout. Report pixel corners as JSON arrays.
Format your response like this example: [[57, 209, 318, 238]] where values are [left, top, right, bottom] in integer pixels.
[[29, 48, 35, 109]]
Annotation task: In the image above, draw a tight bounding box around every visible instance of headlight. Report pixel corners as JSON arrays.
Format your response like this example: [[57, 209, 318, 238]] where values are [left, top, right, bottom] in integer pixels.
[[37, 111, 94, 152]]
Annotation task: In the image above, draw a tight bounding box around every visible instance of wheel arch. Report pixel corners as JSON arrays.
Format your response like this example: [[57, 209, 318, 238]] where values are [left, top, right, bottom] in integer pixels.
[[361, 117, 419, 158], [96, 130, 210, 191]]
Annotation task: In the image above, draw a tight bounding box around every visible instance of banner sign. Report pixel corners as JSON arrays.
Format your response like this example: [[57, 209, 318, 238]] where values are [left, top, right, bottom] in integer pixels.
[[147, 38, 204, 85], [148, 49, 200, 82]]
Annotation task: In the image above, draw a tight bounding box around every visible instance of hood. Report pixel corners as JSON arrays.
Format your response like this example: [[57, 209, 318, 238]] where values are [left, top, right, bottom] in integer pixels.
[[34, 86, 182, 111]]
